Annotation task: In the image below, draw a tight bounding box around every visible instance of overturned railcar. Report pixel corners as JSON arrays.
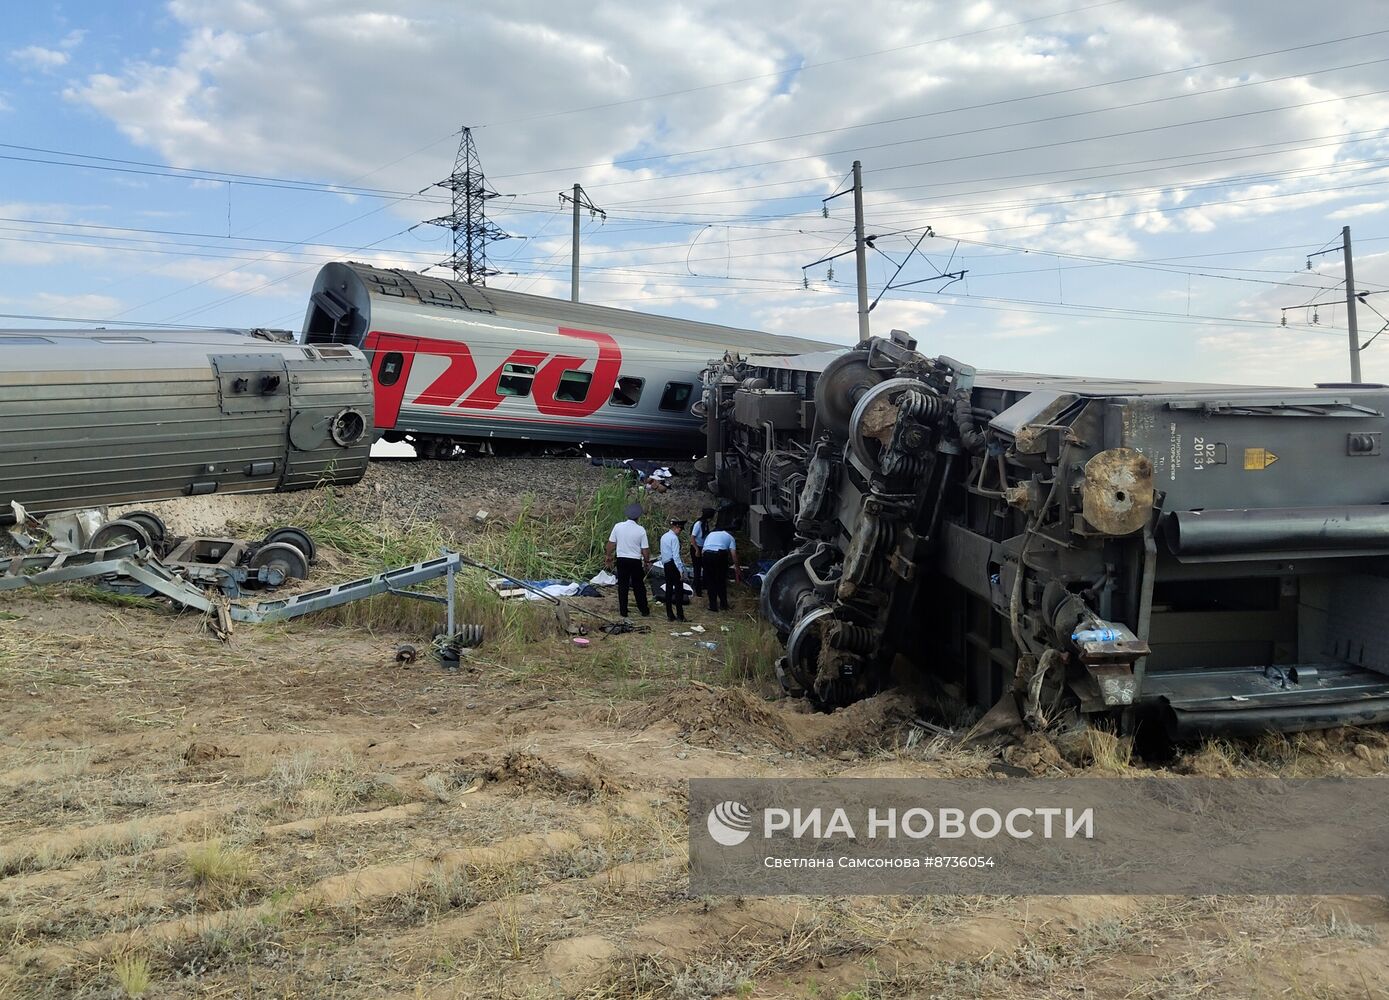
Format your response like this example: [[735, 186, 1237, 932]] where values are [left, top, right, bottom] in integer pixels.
[[0, 329, 372, 517], [705, 330, 1389, 738]]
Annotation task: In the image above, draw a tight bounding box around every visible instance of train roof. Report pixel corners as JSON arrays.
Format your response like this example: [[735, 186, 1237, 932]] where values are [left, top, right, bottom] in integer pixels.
[[0, 327, 292, 346], [0, 327, 350, 373], [746, 346, 1389, 398], [320, 261, 832, 354]]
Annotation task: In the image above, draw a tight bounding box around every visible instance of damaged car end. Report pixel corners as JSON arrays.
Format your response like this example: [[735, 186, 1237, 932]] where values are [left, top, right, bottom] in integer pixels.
[[703, 329, 1389, 740]]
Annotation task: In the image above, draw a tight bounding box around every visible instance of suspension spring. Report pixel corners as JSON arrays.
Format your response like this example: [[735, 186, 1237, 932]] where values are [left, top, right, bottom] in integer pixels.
[[827, 622, 876, 653], [899, 388, 947, 423]]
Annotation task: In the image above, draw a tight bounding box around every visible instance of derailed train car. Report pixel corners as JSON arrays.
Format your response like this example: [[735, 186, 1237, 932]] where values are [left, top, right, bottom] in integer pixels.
[[705, 330, 1389, 738], [302, 262, 827, 458], [0, 328, 372, 517]]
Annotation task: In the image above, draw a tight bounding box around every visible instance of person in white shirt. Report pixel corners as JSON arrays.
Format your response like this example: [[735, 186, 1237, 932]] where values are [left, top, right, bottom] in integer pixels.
[[659, 518, 688, 622], [605, 503, 650, 617], [699, 520, 741, 612], [690, 507, 715, 597]]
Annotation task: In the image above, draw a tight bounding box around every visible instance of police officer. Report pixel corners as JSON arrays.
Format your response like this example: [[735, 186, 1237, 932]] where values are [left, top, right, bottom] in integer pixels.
[[604, 502, 650, 617], [700, 519, 741, 612], [659, 518, 687, 621], [690, 506, 715, 597]]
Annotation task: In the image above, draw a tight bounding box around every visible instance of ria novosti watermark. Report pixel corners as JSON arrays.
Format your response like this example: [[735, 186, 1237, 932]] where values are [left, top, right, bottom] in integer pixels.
[[689, 778, 1389, 895]]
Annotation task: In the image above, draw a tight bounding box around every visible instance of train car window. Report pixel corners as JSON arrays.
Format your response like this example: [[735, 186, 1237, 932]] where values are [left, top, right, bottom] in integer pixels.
[[659, 381, 693, 412], [498, 363, 536, 397], [378, 352, 404, 386], [556, 369, 592, 402], [610, 376, 644, 407]]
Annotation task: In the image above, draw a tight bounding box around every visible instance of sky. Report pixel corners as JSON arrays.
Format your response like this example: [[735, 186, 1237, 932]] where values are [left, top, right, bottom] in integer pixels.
[[4, 0, 1389, 385]]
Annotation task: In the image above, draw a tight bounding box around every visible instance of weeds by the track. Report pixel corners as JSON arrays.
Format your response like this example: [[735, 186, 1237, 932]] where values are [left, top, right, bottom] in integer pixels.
[[231, 471, 661, 647]]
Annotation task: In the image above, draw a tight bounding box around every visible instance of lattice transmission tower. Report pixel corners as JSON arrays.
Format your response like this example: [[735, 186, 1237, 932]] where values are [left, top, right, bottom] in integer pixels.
[[426, 126, 510, 284]]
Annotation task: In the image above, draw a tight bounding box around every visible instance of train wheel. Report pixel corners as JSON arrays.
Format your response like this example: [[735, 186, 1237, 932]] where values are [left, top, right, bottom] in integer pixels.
[[426, 438, 456, 460], [262, 526, 317, 563], [90, 518, 152, 551], [248, 542, 310, 582], [121, 510, 167, 548], [814, 349, 883, 440]]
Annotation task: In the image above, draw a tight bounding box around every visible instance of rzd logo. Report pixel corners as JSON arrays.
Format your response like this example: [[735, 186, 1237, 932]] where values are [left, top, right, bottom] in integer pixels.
[[364, 327, 622, 427]]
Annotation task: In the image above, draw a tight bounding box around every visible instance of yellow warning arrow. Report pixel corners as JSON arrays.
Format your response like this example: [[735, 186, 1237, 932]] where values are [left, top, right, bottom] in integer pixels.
[[1243, 447, 1279, 470]]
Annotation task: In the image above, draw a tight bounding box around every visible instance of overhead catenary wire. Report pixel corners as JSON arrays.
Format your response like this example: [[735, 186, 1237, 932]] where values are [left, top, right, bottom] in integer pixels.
[[490, 44, 1389, 184], [574, 126, 1389, 211], [474, 0, 1128, 129], [506, 87, 1389, 196]]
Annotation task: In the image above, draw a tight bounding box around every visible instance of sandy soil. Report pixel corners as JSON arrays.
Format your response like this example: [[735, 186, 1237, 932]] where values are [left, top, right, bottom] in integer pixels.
[[3, 460, 1388, 999]]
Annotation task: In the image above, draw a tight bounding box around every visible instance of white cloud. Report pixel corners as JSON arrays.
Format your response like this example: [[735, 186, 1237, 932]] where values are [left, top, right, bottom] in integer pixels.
[[10, 45, 69, 71], [29, 291, 123, 316], [35, 0, 1389, 374]]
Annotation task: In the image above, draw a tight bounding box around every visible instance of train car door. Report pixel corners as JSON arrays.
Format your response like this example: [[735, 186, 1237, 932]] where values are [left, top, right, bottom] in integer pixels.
[[363, 332, 418, 429]]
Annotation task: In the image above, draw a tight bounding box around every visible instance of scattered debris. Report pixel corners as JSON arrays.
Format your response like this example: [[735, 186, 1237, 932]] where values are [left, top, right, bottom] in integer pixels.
[[393, 643, 419, 665]]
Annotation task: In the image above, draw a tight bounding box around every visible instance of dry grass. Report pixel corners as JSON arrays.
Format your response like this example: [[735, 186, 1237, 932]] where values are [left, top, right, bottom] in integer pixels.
[[1081, 726, 1133, 774], [4, 468, 1388, 1000], [184, 841, 256, 903], [111, 953, 152, 997], [719, 615, 781, 689]]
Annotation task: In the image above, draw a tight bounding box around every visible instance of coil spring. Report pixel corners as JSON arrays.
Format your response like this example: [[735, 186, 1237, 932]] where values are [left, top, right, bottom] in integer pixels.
[[881, 452, 926, 478], [899, 387, 947, 423], [858, 521, 897, 587], [828, 622, 876, 653], [434, 624, 485, 663]]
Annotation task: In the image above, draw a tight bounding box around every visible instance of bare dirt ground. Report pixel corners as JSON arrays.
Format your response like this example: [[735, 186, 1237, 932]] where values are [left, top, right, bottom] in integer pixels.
[[3, 460, 1388, 999]]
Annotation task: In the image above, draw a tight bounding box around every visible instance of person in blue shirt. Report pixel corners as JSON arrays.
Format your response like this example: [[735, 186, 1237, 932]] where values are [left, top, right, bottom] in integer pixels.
[[699, 518, 740, 612], [659, 518, 688, 621], [690, 506, 715, 597]]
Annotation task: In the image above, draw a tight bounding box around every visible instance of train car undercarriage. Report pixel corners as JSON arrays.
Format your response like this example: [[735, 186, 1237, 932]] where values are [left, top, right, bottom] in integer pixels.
[[703, 330, 1389, 739]]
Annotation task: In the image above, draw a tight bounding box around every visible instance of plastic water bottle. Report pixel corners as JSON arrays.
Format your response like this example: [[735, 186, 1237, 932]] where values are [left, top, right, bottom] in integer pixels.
[[697, 641, 719, 651], [1072, 628, 1121, 643]]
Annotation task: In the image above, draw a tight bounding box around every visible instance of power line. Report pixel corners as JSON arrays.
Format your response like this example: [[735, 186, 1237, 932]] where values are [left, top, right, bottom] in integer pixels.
[[861, 175, 1389, 244], [490, 42, 1389, 182], [111, 190, 441, 320], [476, 0, 1126, 129], [158, 224, 424, 323], [606, 127, 1389, 210], [0, 147, 452, 203], [0, 311, 225, 329], [508, 170, 1389, 283], [510, 87, 1389, 196], [856, 155, 1389, 229]]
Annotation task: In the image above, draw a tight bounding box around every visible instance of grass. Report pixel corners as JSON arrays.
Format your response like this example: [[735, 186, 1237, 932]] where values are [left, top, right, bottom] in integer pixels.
[[230, 471, 662, 650], [1080, 726, 1133, 774], [111, 954, 151, 997], [62, 585, 166, 611], [720, 615, 782, 688], [184, 841, 255, 903]]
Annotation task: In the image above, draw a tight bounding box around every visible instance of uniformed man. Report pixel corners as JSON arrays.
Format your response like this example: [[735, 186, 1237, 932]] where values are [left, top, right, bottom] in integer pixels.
[[699, 519, 741, 612], [690, 507, 715, 596], [659, 518, 688, 622], [604, 502, 650, 617]]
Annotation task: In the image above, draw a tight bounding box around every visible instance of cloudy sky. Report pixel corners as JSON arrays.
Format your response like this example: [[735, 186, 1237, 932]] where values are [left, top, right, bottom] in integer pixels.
[[4, 0, 1389, 384]]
